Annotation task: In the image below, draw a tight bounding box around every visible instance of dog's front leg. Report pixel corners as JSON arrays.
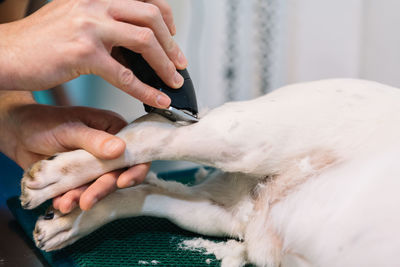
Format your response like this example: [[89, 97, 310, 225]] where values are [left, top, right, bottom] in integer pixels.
[[21, 109, 254, 209], [20, 114, 180, 209], [120, 106, 272, 176]]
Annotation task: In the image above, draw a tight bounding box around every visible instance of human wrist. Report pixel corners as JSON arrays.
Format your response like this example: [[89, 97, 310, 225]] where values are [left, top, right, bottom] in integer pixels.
[[0, 21, 24, 91], [0, 91, 35, 160]]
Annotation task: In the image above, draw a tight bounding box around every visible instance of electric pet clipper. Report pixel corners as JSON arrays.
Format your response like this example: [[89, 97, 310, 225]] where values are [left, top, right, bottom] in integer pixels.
[[119, 47, 199, 123]]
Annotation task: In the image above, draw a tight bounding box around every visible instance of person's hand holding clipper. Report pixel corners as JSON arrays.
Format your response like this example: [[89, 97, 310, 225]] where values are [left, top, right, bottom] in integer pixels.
[[0, 0, 187, 108]]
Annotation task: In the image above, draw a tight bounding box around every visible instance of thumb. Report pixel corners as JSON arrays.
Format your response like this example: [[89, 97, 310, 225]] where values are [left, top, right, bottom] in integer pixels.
[[57, 123, 126, 159]]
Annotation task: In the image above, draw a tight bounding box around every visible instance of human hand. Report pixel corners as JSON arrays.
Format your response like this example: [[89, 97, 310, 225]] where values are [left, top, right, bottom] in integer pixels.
[[0, 0, 187, 108], [0, 100, 150, 213], [52, 162, 151, 213]]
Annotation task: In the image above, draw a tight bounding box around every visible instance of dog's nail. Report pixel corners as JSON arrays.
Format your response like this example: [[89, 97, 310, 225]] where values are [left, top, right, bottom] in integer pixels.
[[22, 201, 31, 209], [47, 155, 57, 161], [44, 211, 54, 220], [36, 233, 44, 241]]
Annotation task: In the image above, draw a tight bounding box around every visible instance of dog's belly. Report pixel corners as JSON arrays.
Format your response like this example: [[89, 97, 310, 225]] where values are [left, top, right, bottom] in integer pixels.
[[272, 146, 400, 267]]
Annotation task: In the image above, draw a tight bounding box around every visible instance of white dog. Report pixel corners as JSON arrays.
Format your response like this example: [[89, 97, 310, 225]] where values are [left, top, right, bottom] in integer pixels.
[[20, 79, 400, 266]]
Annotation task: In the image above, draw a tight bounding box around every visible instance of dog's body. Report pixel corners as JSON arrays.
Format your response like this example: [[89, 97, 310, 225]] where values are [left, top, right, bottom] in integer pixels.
[[20, 79, 400, 266]]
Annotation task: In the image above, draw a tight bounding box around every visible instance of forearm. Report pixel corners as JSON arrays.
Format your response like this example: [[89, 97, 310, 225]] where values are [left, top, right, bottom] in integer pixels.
[[0, 91, 36, 159], [0, 0, 27, 90], [0, 0, 48, 91], [0, 20, 22, 91]]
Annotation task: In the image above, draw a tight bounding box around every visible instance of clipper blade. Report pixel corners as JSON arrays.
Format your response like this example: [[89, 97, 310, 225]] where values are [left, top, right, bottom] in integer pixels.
[[145, 106, 199, 123]]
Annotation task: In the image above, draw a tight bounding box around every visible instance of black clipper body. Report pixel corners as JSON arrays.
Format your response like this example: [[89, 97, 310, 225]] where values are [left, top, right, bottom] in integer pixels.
[[119, 47, 199, 123]]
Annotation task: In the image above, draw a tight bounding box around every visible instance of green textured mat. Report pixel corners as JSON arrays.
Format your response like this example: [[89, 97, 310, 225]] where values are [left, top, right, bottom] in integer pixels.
[[7, 168, 228, 266]]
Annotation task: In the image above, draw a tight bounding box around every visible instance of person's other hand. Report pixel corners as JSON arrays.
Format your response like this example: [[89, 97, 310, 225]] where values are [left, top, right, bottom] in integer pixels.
[[52, 162, 151, 213], [0, 103, 150, 213], [0, 0, 187, 108]]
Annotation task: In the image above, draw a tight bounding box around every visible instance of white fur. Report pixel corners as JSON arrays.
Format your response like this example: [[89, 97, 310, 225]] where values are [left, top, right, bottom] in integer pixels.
[[179, 238, 247, 267], [20, 79, 400, 266]]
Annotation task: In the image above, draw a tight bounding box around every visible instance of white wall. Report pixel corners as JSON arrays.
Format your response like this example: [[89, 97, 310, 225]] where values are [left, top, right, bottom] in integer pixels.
[[284, 0, 364, 82], [360, 0, 400, 87], [283, 0, 400, 87]]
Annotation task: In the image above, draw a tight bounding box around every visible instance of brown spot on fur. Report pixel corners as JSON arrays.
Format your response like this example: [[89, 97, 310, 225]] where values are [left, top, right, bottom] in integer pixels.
[[61, 166, 69, 175], [28, 162, 42, 179], [209, 198, 226, 208], [124, 132, 135, 142], [21, 180, 26, 194], [34, 226, 41, 235], [60, 163, 81, 175], [306, 149, 337, 170]]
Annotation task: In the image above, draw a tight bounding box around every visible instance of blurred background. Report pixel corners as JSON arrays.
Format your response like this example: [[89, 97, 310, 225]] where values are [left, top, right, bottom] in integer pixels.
[[35, 0, 400, 118]]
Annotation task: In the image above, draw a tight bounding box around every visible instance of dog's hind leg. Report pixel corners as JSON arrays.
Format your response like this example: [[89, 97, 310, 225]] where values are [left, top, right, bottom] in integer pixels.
[[33, 172, 247, 253]]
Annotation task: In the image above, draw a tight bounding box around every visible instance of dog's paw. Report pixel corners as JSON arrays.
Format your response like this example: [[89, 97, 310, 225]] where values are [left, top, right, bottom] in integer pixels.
[[20, 150, 103, 209], [33, 206, 86, 251], [20, 156, 63, 209]]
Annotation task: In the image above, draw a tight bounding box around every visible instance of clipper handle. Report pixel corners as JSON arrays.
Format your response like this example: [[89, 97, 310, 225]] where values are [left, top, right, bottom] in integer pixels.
[[118, 47, 198, 116]]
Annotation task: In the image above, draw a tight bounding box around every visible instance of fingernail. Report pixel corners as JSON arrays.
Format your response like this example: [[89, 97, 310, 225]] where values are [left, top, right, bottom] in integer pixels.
[[177, 51, 187, 67], [105, 139, 123, 155], [126, 180, 135, 188], [65, 202, 77, 213], [174, 71, 183, 86], [89, 198, 98, 209], [171, 24, 177, 35], [61, 202, 72, 214], [156, 94, 170, 107]]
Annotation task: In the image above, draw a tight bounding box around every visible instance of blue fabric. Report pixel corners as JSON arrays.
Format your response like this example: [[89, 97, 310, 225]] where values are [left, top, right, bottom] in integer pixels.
[[0, 153, 22, 207], [32, 91, 55, 105]]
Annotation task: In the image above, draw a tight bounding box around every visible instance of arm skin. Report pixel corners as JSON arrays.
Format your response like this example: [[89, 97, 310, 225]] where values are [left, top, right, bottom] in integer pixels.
[[0, 91, 150, 213]]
